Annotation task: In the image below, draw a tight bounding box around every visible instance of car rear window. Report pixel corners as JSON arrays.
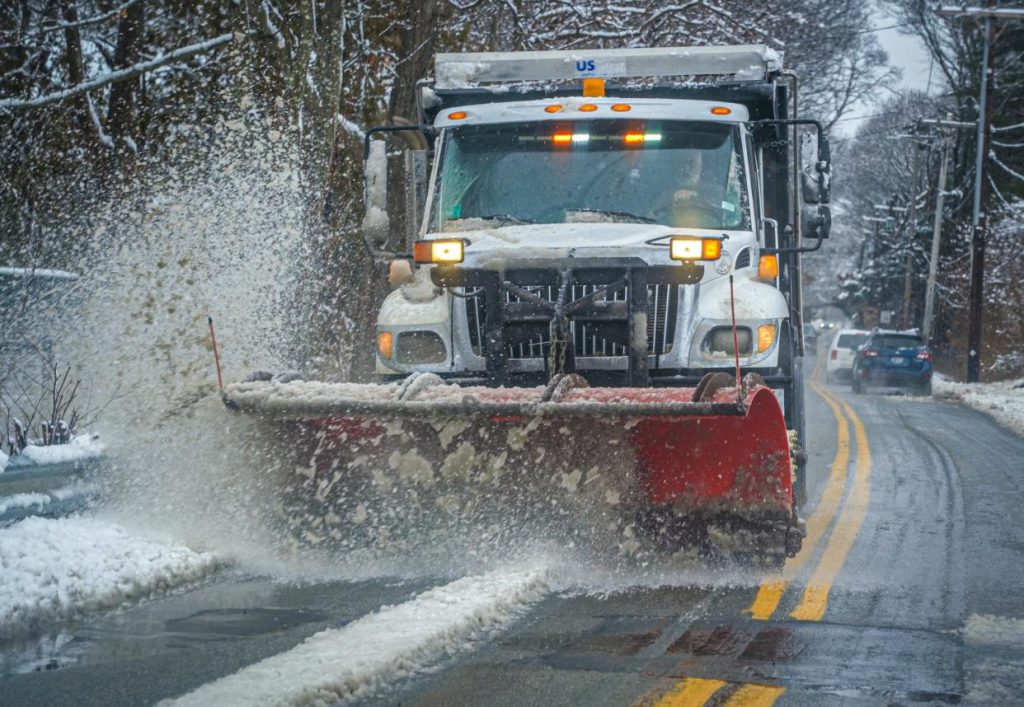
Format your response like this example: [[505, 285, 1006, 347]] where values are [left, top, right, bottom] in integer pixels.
[[836, 334, 868, 349], [874, 335, 924, 349]]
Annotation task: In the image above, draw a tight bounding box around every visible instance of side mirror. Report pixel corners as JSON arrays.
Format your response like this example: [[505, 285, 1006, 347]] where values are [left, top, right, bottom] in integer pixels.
[[404, 150, 429, 242], [801, 204, 831, 240], [801, 171, 819, 205], [361, 140, 391, 258]]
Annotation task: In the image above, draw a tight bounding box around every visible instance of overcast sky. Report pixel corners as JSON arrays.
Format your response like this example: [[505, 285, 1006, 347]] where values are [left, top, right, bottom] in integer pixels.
[[834, 9, 935, 137]]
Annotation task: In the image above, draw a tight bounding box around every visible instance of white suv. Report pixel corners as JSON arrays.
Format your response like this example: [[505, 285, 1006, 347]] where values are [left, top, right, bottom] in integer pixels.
[[826, 329, 869, 383]]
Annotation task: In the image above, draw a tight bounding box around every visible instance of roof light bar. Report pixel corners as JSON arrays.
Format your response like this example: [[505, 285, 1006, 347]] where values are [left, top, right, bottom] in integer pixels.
[[434, 46, 781, 89]]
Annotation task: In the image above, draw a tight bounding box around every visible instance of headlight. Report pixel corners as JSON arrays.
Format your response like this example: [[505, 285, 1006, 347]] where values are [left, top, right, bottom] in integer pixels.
[[704, 326, 752, 355], [414, 239, 464, 264], [396, 331, 447, 364], [670, 236, 721, 261]]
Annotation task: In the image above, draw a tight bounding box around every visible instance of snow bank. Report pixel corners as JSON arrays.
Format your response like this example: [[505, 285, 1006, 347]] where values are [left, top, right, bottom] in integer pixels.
[[933, 376, 1024, 438], [0, 449, 7, 473], [0, 492, 51, 515], [166, 567, 548, 706], [0, 517, 218, 638], [964, 614, 1024, 704], [18, 433, 104, 466], [965, 613, 1024, 646]]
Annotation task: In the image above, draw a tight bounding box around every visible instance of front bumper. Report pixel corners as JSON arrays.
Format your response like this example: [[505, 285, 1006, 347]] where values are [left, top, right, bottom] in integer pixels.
[[858, 364, 932, 386]]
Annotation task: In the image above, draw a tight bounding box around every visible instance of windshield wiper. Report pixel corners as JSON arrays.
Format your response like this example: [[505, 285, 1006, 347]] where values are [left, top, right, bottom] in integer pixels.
[[453, 214, 537, 225], [567, 209, 658, 224]]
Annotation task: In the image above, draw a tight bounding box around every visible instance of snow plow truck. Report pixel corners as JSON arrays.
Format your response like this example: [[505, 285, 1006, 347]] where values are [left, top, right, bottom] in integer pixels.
[[225, 45, 833, 564]]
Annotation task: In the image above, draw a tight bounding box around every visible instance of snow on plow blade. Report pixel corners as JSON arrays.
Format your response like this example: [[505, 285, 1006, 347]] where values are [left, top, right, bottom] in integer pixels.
[[224, 373, 801, 561]]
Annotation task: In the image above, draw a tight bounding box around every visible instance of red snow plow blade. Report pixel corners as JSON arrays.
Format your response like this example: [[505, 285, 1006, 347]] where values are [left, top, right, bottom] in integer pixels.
[[224, 372, 801, 561]]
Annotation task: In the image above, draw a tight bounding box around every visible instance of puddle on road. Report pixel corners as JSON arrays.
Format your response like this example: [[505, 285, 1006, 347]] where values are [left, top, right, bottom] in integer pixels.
[[163, 607, 329, 640], [6, 632, 85, 674], [3, 607, 329, 675]]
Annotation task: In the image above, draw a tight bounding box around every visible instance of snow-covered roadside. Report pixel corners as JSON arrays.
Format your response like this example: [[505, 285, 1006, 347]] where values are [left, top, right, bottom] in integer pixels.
[[0, 480, 97, 515], [0, 517, 218, 638], [933, 376, 1024, 438], [16, 433, 104, 466], [166, 568, 549, 706]]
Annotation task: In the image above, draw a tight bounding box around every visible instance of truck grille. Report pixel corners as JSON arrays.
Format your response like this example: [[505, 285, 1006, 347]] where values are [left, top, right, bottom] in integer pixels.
[[465, 284, 678, 359]]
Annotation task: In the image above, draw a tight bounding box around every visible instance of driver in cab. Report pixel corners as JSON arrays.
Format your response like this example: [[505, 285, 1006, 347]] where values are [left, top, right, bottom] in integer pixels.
[[669, 151, 718, 228]]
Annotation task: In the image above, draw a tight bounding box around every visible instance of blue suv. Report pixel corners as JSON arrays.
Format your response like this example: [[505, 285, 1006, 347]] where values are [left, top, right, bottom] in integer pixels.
[[851, 329, 933, 395]]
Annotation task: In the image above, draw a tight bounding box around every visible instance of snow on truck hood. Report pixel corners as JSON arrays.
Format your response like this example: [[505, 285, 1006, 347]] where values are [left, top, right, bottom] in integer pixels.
[[423, 223, 753, 274], [428, 222, 754, 269]]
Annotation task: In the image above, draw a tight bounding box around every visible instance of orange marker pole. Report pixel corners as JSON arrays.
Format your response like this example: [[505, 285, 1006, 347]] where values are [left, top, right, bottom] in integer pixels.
[[208, 316, 224, 392], [729, 275, 742, 401]]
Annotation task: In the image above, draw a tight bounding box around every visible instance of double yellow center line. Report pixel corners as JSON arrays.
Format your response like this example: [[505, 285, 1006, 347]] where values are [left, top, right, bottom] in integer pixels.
[[649, 355, 874, 706], [749, 356, 873, 622], [656, 678, 786, 706]]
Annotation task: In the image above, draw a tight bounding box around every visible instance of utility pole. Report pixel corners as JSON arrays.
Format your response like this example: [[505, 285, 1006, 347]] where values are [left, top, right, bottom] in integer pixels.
[[935, 2, 1024, 381], [921, 117, 955, 343]]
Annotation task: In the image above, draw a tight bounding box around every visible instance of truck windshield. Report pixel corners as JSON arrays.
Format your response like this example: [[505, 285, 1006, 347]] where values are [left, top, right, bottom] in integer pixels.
[[430, 120, 749, 232]]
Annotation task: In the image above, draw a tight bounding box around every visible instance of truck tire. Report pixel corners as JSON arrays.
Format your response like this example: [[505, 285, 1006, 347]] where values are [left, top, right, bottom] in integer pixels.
[[778, 322, 807, 508]]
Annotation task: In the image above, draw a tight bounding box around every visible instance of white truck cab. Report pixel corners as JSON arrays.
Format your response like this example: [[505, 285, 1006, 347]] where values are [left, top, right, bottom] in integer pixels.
[[360, 46, 832, 503]]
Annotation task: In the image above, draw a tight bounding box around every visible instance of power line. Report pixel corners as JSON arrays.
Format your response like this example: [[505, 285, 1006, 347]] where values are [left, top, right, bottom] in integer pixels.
[[852, 22, 911, 35], [833, 110, 905, 124]]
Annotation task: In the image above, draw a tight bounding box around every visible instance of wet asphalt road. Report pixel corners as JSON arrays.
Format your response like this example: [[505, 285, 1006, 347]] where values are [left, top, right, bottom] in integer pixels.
[[2, 358, 1023, 705]]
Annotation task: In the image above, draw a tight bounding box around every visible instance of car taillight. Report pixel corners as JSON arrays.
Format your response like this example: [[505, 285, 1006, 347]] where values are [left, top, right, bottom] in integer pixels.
[[862, 348, 879, 358], [916, 351, 932, 361], [830, 350, 838, 360]]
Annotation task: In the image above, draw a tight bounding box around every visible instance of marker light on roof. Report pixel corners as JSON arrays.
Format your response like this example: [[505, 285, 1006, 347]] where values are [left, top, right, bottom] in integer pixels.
[[611, 104, 631, 112], [552, 133, 573, 145], [710, 106, 732, 116], [448, 111, 468, 120], [578, 103, 598, 112], [544, 105, 563, 113], [582, 78, 605, 97]]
